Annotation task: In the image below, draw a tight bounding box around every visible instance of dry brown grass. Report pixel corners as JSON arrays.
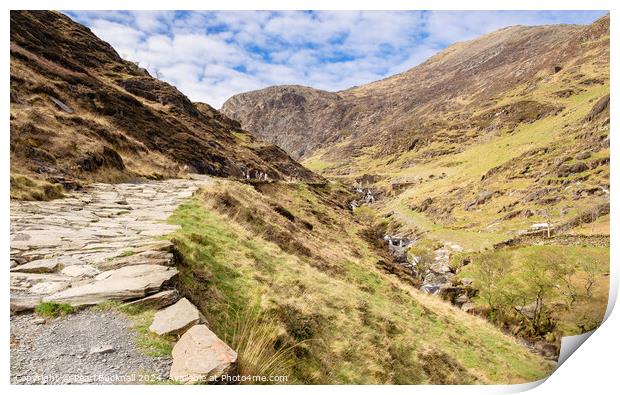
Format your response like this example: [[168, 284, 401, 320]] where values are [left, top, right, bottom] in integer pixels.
[[221, 308, 298, 383]]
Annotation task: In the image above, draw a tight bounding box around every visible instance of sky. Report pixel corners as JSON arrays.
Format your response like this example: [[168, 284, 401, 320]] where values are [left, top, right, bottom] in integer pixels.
[[64, 10, 607, 108]]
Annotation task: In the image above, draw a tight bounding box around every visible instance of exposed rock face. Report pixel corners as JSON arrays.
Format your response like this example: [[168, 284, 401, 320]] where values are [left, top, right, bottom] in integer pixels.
[[10, 11, 320, 190], [222, 15, 610, 164], [222, 85, 351, 159], [170, 325, 238, 383], [149, 298, 201, 336]]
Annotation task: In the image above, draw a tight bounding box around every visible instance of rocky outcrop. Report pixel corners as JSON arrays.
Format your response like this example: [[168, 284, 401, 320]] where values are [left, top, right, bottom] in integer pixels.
[[170, 325, 238, 384]]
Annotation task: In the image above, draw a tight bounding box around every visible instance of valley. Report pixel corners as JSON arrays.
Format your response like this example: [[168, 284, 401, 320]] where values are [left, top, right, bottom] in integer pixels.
[[9, 10, 610, 385], [222, 12, 610, 367]]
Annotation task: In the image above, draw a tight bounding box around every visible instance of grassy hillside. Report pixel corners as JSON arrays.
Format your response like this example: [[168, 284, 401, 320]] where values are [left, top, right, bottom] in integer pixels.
[[294, 16, 610, 361], [168, 179, 553, 384]]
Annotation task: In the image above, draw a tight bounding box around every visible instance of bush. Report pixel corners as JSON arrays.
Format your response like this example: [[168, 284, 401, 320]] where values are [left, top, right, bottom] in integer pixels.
[[406, 238, 439, 280]]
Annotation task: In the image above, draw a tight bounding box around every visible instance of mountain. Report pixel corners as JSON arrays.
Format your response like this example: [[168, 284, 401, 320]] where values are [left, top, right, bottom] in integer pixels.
[[222, 15, 610, 242], [10, 11, 319, 199], [222, 16, 609, 164]]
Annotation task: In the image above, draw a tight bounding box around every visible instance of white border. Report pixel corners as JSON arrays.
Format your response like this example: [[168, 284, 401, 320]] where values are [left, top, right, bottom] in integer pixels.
[[3, 1, 617, 394]]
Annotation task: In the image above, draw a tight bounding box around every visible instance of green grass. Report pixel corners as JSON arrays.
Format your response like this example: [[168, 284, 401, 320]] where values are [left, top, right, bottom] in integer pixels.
[[131, 309, 175, 357], [35, 302, 75, 317], [118, 249, 135, 258], [301, 156, 337, 172], [166, 182, 554, 384]]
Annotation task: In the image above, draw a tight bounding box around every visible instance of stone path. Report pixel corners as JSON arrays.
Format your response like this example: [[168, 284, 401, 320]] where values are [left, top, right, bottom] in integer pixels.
[[10, 176, 237, 384], [10, 177, 209, 309]]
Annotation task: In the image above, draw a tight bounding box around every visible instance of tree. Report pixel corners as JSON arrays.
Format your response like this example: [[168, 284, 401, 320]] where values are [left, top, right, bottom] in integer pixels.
[[509, 253, 558, 337], [470, 252, 512, 322], [554, 260, 578, 308], [406, 239, 437, 281], [581, 259, 601, 299]]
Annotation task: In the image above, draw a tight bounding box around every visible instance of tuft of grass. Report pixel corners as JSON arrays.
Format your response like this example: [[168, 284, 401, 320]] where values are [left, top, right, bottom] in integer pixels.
[[35, 302, 74, 317], [222, 308, 297, 383], [10, 174, 64, 201], [118, 249, 135, 258]]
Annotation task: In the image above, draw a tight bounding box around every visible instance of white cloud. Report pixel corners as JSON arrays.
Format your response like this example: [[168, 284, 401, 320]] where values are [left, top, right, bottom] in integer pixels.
[[64, 10, 607, 108]]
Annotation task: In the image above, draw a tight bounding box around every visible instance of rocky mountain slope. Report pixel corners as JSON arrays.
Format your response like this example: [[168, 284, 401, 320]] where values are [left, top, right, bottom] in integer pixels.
[[10, 11, 319, 200], [222, 16, 609, 163]]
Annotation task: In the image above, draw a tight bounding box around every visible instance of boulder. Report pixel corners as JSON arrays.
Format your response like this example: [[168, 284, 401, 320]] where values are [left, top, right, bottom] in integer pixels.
[[455, 294, 470, 305], [557, 162, 588, 177], [149, 297, 201, 336], [465, 191, 494, 210], [170, 325, 238, 383], [575, 151, 591, 160], [44, 265, 178, 306], [123, 289, 180, 310], [420, 284, 441, 295], [460, 278, 474, 286]]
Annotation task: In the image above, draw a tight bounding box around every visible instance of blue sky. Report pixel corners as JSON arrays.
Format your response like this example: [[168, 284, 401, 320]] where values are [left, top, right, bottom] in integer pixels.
[[64, 10, 607, 108]]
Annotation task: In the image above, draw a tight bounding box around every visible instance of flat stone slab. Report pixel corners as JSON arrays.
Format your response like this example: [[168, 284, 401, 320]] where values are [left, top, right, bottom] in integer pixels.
[[99, 250, 175, 271], [31, 281, 70, 295], [11, 296, 40, 314], [149, 297, 201, 336], [61, 265, 100, 278], [45, 265, 178, 306], [169, 325, 237, 383], [11, 258, 62, 273], [123, 289, 180, 310]]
